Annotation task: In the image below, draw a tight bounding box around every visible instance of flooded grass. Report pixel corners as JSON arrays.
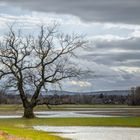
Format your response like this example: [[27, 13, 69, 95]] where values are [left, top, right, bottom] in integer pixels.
[[0, 117, 140, 140], [0, 105, 140, 140]]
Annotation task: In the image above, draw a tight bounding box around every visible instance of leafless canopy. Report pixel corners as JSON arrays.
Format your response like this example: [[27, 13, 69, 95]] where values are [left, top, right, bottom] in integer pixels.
[[0, 24, 87, 117]]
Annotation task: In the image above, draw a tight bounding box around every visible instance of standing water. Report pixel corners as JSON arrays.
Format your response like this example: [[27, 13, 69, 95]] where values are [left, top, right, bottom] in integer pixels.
[[34, 126, 140, 140]]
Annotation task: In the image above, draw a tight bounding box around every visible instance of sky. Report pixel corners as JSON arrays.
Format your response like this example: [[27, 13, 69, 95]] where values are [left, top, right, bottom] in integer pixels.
[[0, 0, 140, 91]]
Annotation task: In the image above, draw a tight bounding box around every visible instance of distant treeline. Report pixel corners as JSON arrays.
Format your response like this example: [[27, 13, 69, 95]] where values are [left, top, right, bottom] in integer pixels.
[[0, 88, 140, 105], [0, 89, 135, 105]]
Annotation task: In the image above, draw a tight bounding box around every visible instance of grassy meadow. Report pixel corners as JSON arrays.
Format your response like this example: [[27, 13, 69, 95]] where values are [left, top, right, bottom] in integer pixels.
[[0, 104, 140, 140]]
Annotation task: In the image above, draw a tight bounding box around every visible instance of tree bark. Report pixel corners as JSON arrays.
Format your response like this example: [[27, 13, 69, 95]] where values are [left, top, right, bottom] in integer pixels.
[[23, 107, 35, 119]]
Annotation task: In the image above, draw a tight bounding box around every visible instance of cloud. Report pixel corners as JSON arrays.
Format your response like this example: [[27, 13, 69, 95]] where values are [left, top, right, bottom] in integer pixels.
[[0, 1, 140, 91], [68, 36, 140, 91], [70, 80, 92, 87], [93, 37, 140, 50], [1, 0, 140, 25], [82, 36, 140, 67]]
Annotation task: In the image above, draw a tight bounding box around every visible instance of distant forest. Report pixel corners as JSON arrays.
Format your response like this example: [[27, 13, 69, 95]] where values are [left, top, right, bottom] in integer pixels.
[[0, 89, 139, 105]]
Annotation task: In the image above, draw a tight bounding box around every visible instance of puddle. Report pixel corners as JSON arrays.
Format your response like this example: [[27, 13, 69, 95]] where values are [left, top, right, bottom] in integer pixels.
[[35, 111, 116, 118], [0, 111, 115, 118], [34, 126, 140, 140], [0, 115, 21, 118]]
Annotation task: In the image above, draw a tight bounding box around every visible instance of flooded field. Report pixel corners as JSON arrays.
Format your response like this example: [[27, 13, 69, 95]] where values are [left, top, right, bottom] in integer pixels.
[[0, 107, 140, 140], [35, 110, 115, 118], [0, 107, 140, 118], [0, 110, 120, 118], [34, 126, 140, 140]]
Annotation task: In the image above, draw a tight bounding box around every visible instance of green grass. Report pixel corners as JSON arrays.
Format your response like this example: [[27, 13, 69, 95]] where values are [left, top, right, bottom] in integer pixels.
[[0, 136, 5, 140], [0, 117, 72, 140], [0, 117, 140, 127], [0, 127, 65, 140]]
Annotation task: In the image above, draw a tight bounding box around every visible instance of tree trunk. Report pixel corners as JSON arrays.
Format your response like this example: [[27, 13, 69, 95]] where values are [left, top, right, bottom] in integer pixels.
[[23, 107, 35, 119]]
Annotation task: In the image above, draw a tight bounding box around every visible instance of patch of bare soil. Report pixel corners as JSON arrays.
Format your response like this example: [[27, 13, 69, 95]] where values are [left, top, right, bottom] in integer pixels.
[[0, 131, 30, 140]]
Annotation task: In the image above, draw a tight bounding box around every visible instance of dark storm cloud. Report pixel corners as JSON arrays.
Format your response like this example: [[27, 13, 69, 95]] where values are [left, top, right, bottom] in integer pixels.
[[86, 52, 140, 67], [1, 0, 140, 24], [94, 37, 140, 50], [80, 37, 140, 67]]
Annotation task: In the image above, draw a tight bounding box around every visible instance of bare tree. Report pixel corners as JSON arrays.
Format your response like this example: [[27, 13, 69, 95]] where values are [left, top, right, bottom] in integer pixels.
[[0, 89, 7, 104], [129, 87, 140, 105], [0, 25, 87, 118]]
